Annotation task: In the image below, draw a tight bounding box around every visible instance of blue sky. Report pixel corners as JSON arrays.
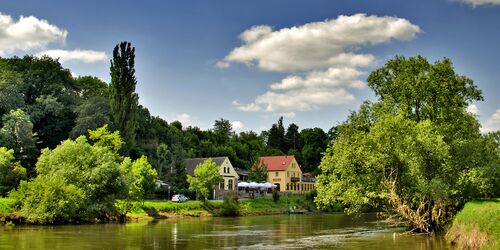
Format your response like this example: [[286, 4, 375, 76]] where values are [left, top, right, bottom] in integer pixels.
[[1, 0, 499, 133]]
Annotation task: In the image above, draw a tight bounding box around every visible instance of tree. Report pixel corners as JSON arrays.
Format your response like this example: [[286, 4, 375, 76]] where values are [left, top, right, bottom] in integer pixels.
[[109, 41, 139, 154], [267, 116, 285, 151], [187, 159, 223, 201], [9, 126, 131, 223], [0, 109, 37, 174], [213, 118, 233, 139], [300, 128, 328, 174], [315, 56, 498, 233], [121, 155, 157, 202], [249, 161, 268, 183], [285, 123, 302, 151], [0, 147, 26, 196]]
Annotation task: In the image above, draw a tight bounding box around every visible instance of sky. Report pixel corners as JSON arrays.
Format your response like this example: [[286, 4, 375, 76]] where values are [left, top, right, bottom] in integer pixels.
[[1, 0, 499, 133]]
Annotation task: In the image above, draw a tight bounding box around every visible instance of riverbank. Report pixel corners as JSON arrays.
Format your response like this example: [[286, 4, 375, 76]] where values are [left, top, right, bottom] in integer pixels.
[[132, 196, 317, 221], [1, 196, 322, 224], [446, 199, 500, 249]]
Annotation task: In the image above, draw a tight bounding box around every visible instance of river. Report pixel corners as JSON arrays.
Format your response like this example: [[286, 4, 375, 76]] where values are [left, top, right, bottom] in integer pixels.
[[0, 213, 450, 249]]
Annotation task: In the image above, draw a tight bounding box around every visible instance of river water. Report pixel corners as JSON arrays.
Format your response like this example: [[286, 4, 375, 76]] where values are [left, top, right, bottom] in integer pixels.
[[1, 213, 450, 249]]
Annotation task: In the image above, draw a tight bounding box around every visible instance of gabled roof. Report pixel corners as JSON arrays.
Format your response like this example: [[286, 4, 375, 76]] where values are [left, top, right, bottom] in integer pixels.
[[258, 155, 296, 171], [184, 157, 228, 176]]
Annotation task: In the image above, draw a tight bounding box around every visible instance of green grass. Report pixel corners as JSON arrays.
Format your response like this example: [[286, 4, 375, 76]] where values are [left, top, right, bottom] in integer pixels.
[[446, 199, 500, 249], [0, 197, 15, 214], [131, 196, 312, 219], [239, 196, 308, 214]]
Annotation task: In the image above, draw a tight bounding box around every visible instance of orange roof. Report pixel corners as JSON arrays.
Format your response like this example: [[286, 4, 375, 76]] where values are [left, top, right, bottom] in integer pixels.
[[258, 155, 296, 171]]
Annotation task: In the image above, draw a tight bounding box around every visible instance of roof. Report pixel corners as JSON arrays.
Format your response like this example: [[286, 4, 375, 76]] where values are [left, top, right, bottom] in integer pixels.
[[184, 157, 228, 176], [258, 155, 296, 171], [234, 168, 249, 176]]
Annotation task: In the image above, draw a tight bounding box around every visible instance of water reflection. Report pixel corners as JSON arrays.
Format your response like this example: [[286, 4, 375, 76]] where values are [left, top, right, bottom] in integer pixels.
[[0, 214, 451, 249]]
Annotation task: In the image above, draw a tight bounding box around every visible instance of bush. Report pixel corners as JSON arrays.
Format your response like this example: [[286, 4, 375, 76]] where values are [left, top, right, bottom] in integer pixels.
[[272, 189, 280, 202], [220, 196, 239, 216], [305, 189, 317, 202]]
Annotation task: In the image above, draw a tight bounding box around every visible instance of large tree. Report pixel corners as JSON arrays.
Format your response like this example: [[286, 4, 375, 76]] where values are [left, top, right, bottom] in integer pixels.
[[109, 41, 139, 154], [315, 56, 498, 233]]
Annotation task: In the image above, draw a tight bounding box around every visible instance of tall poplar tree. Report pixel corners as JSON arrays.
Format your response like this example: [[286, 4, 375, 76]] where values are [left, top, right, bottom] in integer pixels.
[[109, 42, 139, 154]]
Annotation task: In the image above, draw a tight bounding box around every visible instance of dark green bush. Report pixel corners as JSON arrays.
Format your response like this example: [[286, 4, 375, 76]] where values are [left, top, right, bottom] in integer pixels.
[[272, 189, 280, 202], [220, 196, 239, 216]]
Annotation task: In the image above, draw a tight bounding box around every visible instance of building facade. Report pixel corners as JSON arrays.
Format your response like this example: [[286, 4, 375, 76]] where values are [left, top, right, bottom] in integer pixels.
[[257, 155, 314, 193], [184, 157, 239, 199]]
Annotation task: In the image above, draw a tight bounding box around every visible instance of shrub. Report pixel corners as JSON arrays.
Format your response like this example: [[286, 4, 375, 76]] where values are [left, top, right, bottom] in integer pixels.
[[305, 189, 317, 202], [272, 189, 280, 202], [220, 196, 239, 216]]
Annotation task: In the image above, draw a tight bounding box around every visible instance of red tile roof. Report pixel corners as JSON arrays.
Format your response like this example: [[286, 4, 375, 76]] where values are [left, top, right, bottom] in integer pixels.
[[258, 155, 296, 171]]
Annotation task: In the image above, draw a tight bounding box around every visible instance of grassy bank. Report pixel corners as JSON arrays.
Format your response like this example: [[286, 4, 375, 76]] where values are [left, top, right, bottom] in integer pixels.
[[446, 199, 500, 249], [131, 195, 316, 220], [2, 196, 320, 224]]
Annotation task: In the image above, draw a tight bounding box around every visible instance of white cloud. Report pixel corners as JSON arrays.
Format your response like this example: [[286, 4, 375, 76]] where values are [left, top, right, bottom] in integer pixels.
[[458, 0, 500, 7], [227, 14, 420, 115], [0, 13, 67, 55], [218, 13, 420, 72], [270, 67, 365, 91], [36, 49, 107, 63], [481, 109, 500, 133], [216, 61, 230, 69], [467, 104, 479, 115], [232, 100, 261, 112], [169, 113, 193, 126], [231, 121, 244, 131]]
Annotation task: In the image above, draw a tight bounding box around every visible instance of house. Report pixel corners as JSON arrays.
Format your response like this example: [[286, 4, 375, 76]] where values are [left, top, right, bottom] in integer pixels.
[[184, 157, 239, 200], [234, 168, 249, 182], [257, 155, 314, 193]]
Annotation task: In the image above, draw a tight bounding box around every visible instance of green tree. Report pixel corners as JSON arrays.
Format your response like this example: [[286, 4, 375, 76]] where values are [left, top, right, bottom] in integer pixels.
[[0, 147, 26, 196], [109, 41, 139, 154], [316, 56, 497, 233], [249, 161, 268, 183], [187, 158, 223, 201], [267, 116, 285, 152], [9, 126, 128, 223], [0, 109, 37, 174]]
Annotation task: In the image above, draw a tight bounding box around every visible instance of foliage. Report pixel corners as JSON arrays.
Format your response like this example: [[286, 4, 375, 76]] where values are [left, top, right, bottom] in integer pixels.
[[109, 41, 139, 154], [9, 127, 130, 223], [0, 147, 26, 196], [0, 197, 15, 214], [220, 196, 239, 216], [187, 159, 223, 201], [305, 189, 317, 203], [249, 161, 268, 183], [272, 189, 280, 202], [122, 155, 158, 201], [0, 109, 37, 174], [316, 56, 498, 233]]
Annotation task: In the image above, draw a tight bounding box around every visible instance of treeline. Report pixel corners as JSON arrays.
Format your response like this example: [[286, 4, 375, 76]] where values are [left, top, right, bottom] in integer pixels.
[[0, 42, 331, 196]]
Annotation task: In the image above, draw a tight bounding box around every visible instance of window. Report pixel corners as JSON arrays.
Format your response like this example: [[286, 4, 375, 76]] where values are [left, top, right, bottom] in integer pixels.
[[275, 171, 279, 177], [219, 182, 224, 190], [287, 172, 289, 177], [228, 179, 233, 190]]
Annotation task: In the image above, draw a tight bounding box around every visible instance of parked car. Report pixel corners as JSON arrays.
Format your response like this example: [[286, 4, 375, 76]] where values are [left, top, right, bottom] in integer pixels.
[[172, 194, 189, 202]]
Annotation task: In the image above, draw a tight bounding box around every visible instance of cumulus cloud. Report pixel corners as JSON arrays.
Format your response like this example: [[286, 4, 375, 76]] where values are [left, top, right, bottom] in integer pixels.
[[36, 49, 107, 63], [458, 0, 500, 7], [225, 14, 420, 115], [231, 121, 244, 131], [481, 109, 500, 133], [232, 100, 261, 112], [0, 13, 67, 55], [169, 113, 193, 126], [218, 13, 420, 72], [467, 104, 479, 115]]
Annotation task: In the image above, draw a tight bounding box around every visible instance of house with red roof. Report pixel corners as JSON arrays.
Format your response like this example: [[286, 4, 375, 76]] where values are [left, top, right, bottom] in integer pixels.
[[257, 155, 315, 193]]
